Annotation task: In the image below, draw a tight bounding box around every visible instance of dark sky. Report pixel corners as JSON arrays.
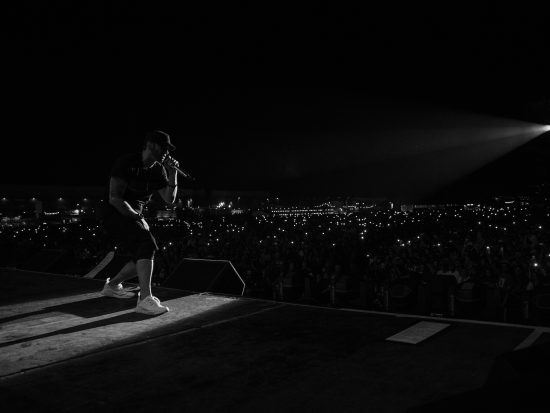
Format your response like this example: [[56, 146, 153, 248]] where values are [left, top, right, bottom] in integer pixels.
[[4, 3, 550, 200]]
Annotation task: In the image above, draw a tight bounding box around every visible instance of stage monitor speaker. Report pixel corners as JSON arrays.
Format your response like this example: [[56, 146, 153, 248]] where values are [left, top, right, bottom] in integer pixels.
[[162, 258, 245, 296], [18, 248, 68, 272]]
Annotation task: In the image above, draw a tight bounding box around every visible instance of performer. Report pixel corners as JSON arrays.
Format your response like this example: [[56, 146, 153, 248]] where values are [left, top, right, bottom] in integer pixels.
[[99, 130, 180, 315]]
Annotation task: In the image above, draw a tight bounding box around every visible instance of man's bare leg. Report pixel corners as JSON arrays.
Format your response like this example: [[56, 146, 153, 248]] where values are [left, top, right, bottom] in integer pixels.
[[107, 260, 137, 286], [136, 258, 154, 299]]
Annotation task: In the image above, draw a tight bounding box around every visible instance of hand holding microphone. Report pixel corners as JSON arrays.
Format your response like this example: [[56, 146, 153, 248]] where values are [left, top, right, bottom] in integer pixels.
[[163, 155, 196, 181], [163, 155, 180, 170]]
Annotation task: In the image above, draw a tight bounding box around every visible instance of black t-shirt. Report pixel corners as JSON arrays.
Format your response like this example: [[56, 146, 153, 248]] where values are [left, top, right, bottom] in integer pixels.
[[102, 153, 169, 217]]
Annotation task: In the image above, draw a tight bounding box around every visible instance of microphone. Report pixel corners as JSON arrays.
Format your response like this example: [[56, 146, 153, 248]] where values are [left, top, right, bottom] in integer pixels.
[[163, 157, 196, 181], [173, 166, 196, 181]]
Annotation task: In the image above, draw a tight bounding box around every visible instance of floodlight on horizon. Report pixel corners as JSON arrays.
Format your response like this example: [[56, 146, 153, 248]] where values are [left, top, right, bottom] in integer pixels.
[[387, 120, 550, 199], [270, 111, 550, 199]]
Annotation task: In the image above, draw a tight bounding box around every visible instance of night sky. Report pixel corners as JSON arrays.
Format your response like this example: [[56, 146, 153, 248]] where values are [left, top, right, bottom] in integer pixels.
[[4, 3, 550, 201]]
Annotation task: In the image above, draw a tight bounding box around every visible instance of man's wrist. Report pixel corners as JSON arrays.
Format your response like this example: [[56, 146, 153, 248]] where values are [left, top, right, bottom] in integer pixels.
[[134, 212, 144, 220]]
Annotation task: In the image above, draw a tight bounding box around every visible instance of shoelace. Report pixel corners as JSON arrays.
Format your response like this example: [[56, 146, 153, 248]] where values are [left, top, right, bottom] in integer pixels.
[[137, 296, 164, 307], [141, 296, 160, 304]]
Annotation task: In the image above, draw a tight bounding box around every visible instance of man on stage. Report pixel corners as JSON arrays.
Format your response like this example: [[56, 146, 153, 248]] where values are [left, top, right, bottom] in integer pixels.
[[99, 130, 180, 315]]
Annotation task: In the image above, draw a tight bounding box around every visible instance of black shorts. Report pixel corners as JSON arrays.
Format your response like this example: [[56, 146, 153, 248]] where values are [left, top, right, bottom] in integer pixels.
[[101, 211, 159, 261]]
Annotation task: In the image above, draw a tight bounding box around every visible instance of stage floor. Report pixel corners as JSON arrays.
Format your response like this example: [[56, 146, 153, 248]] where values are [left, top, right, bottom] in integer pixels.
[[1, 268, 549, 412]]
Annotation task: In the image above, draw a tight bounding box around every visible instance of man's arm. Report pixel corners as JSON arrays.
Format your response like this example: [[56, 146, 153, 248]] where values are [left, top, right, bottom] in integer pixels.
[[109, 177, 142, 219], [158, 169, 178, 204]]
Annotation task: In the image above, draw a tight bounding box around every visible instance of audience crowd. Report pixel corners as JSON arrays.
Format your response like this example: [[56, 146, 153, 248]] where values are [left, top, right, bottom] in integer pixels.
[[2, 201, 550, 325]]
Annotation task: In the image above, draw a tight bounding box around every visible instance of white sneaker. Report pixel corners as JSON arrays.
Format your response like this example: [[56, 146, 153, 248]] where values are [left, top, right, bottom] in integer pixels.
[[135, 295, 170, 315], [101, 278, 136, 299]]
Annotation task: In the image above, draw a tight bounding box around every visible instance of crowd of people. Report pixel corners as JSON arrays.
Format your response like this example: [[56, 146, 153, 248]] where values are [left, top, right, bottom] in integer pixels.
[[0, 218, 110, 275], [2, 201, 550, 325]]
